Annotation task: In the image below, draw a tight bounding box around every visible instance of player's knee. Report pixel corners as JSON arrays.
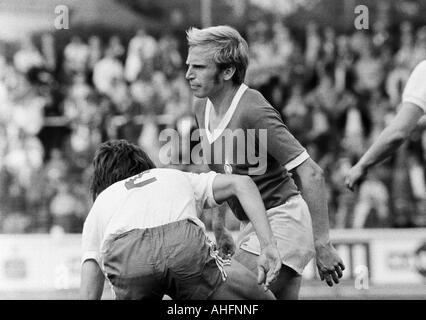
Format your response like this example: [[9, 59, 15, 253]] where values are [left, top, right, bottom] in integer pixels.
[[269, 265, 301, 300], [232, 249, 258, 275], [222, 260, 273, 299]]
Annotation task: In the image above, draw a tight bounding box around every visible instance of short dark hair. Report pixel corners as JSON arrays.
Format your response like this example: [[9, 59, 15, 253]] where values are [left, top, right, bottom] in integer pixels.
[[90, 139, 156, 201]]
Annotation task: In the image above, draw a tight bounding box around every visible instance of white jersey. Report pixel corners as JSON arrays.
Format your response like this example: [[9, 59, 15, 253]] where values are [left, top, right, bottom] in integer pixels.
[[82, 168, 218, 266], [402, 60, 426, 113]]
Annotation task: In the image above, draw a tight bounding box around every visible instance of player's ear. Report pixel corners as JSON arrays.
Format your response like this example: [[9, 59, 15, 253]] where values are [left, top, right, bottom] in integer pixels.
[[223, 65, 236, 81]]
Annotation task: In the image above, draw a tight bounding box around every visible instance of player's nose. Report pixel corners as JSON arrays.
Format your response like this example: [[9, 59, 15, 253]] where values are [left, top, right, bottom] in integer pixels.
[[185, 67, 194, 80]]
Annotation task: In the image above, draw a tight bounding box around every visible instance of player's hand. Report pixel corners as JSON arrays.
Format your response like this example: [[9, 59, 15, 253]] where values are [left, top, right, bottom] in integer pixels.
[[215, 228, 236, 259], [257, 244, 282, 291], [315, 242, 345, 287], [345, 164, 366, 191]]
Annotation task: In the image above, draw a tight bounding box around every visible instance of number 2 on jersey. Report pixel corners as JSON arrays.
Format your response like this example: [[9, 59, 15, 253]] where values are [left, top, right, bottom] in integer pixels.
[[124, 170, 157, 190]]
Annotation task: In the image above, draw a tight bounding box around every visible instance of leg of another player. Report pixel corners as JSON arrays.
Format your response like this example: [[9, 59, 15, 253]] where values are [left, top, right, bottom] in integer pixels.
[[233, 249, 301, 300], [209, 258, 276, 300]]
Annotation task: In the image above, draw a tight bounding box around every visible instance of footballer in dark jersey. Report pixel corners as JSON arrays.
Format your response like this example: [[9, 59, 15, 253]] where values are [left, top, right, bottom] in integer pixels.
[[186, 25, 345, 299]]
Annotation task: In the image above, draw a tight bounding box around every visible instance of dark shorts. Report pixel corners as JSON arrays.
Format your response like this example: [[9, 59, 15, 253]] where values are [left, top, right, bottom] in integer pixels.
[[102, 220, 226, 300]]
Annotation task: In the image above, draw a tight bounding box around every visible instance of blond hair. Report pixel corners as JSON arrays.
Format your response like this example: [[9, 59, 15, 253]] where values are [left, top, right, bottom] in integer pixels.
[[186, 25, 249, 84]]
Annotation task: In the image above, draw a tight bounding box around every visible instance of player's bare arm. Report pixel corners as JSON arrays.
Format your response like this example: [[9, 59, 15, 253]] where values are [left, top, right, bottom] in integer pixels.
[[212, 174, 281, 288], [345, 102, 425, 191], [211, 205, 236, 257], [80, 259, 105, 300], [292, 158, 345, 286]]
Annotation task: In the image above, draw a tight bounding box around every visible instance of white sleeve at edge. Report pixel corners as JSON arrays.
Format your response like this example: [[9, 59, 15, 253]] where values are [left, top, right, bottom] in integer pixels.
[[284, 150, 310, 171], [81, 252, 101, 267], [402, 61, 426, 113]]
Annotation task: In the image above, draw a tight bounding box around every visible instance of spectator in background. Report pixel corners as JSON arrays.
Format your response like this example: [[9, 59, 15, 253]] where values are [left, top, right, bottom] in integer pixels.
[[40, 33, 56, 72], [129, 71, 156, 114], [271, 22, 295, 68], [372, 20, 390, 51], [44, 148, 68, 184], [249, 21, 274, 67], [366, 89, 393, 142], [63, 36, 90, 76], [0, 127, 44, 234], [351, 168, 390, 228], [108, 77, 131, 113], [385, 67, 410, 108], [164, 85, 191, 124], [157, 34, 183, 78], [0, 53, 6, 79], [0, 61, 11, 123], [353, 40, 385, 96], [69, 124, 94, 159], [280, 82, 309, 145], [395, 21, 415, 69], [107, 35, 125, 61], [5, 129, 44, 187], [334, 35, 355, 92], [407, 153, 426, 226], [1, 211, 32, 233], [390, 147, 418, 228], [306, 62, 339, 117], [13, 37, 44, 74], [342, 99, 366, 158], [49, 180, 80, 233], [67, 73, 92, 106], [305, 22, 321, 69], [87, 35, 103, 78], [92, 48, 124, 97], [330, 157, 357, 228], [124, 28, 158, 82], [322, 27, 336, 64], [10, 81, 46, 137]]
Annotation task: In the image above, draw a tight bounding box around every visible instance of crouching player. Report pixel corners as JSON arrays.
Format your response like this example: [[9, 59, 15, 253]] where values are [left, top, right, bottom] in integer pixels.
[[80, 139, 281, 300]]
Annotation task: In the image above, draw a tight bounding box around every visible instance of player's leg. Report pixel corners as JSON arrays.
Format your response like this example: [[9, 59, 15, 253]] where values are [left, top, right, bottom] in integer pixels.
[[234, 195, 315, 300], [163, 220, 274, 300], [269, 264, 301, 300], [209, 258, 276, 300], [233, 248, 301, 300]]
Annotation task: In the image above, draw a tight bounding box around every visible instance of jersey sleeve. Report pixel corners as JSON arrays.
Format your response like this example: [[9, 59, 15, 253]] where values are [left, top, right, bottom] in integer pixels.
[[402, 61, 426, 113], [244, 100, 310, 170], [184, 171, 219, 209], [81, 204, 103, 267]]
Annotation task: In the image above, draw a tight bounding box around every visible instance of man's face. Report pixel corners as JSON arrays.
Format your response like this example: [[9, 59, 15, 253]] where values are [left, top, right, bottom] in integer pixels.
[[185, 46, 223, 99]]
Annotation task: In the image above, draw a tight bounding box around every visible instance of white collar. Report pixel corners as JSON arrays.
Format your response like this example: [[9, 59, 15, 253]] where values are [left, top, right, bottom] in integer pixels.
[[204, 83, 248, 144]]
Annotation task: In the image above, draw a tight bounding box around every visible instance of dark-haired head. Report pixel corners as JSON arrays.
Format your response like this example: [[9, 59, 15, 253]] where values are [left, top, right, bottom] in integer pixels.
[[90, 139, 156, 201]]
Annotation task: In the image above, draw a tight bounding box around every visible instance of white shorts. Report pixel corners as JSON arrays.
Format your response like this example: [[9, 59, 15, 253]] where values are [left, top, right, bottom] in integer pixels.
[[236, 194, 315, 275]]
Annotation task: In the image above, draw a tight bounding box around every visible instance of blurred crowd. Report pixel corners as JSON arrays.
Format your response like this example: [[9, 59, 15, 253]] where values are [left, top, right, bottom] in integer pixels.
[[0, 29, 192, 233], [247, 20, 426, 229], [0, 19, 425, 234]]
